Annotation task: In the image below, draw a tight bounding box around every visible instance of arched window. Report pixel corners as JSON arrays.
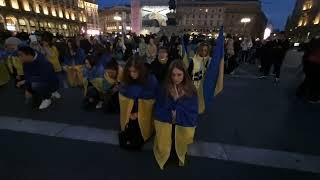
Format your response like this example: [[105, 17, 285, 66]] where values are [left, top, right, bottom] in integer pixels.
[[22, 0, 30, 11], [43, 5, 49, 15], [314, 14, 320, 25], [0, 0, 5, 7], [303, 0, 313, 10], [10, 0, 19, 9]]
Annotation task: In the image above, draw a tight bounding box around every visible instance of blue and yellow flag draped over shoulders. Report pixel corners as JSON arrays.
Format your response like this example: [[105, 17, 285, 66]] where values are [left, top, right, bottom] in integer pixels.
[[203, 27, 224, 110], [119, 75, 158, 141], [153, 89, 198, 169]]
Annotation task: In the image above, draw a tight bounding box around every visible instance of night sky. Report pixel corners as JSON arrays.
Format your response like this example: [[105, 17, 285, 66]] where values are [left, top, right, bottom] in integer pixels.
[[99, 0, 296, 30]]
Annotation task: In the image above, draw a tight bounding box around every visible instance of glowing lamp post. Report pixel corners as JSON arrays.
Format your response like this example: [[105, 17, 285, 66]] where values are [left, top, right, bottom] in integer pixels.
[[240, 17, 251, 36], [113, 16, 122, 21]]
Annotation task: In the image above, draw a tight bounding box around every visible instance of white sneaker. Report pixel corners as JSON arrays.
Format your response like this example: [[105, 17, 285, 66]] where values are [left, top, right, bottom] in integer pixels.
[[51, 91, 61, 99], [96, 101, 103, 109], [39, 99, 52, 110], [258, 75, 267, 79]]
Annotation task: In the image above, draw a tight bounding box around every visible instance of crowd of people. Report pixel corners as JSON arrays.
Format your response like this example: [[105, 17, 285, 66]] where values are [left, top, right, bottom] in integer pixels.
[[0, 29, 319, 169]]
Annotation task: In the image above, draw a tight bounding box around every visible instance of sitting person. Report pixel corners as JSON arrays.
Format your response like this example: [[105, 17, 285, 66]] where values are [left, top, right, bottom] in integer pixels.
[[63, 39, 86, 87], [82, 55, 104, 110], [17, 46, 61, 110], [100, 59, 123, 112]]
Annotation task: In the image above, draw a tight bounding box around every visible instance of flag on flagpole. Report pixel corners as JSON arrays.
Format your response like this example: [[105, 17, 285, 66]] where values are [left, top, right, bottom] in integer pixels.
[[203, 27, 224, 109], [181, 39, 190, 68]]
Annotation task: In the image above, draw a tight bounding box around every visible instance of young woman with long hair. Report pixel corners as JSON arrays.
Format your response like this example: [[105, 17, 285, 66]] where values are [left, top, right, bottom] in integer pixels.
[[153, 60, 198, 169], [118, 55, 158, 150]]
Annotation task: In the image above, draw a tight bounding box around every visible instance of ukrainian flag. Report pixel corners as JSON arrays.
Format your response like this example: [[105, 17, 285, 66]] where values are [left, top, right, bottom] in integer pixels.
[[181, 39, 190, 68], [203, 27, 224, 109]]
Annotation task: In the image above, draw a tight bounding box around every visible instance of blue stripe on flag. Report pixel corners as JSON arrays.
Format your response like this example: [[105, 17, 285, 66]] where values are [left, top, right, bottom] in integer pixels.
[[203, 27, 225, 109]]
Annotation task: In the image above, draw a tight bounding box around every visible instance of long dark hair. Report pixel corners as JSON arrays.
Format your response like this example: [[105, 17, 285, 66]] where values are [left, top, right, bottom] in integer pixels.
[[165, 60, 197, 97], [122, 55, 148, 85]]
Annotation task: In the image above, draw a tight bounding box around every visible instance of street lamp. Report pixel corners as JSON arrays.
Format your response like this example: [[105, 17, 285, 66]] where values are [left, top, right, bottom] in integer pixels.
[[113, 15, 123, 31], [113, 16, 122, 21], [240, 17, 251, 36]]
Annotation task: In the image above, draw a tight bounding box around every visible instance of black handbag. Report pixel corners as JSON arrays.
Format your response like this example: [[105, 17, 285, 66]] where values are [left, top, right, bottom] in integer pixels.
[[118, 120, 144, 151]]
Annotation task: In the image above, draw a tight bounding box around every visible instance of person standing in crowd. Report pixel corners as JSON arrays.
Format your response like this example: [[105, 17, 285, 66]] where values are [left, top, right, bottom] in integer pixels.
[[225, 34, 236, 74], [102, 59, 123, 113], [146, 37, 157, 64], [82, 55, 105, 110], [271, 34, 290, 83], [5, 37, 24, 88], [63, 39, 86, 87], [118, 55, 158, 150], [240, 37, 253, 63], [138, 36, 147, 57], [0, 46, 10, 86], [188, 42, 211, 114], [150, 47, 171, 84], [18, 46, 61, 110], [259, 34, 289, 83], [297, 37, 320, 103], [79, 35, 92, 54], [153, 60, 198, 169], [113, 36, 125, 61], [41, 35, 62, 73]]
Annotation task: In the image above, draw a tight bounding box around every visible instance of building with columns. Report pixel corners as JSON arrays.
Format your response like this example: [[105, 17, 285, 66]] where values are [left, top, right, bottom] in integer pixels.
[[0, 0, 99, 36], [176, 0, 267, 38], [99, 5, 131, 34], [285, 0, 320, 41]]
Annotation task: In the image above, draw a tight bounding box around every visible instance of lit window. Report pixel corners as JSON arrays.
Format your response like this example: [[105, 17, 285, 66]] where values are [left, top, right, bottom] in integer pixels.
[[19, 19, 26, 25], [314, 14, 320, 24], [59, 9, 63, 18], [0, 0, 5, 7], [23, 0, 30, 11], [71, 12, 75, 20], [83, 16, 86, 22], [34, 4, 40, 13], [65, 12, 70, 19], [79, 14, 83, 22], [10, 0, 19, 9], [303, 1, 313, 10], [63, 24, 67, 29], [51, 7, 57, 17], [43, 6, 49, 15]]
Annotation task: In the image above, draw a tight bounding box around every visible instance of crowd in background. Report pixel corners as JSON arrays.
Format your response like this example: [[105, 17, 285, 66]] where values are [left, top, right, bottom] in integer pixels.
[[0, 28, 319, 169]]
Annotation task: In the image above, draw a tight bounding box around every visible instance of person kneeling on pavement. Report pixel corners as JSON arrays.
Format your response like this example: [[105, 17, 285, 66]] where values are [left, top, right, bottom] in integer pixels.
[[82, 55, 105, 110], [17, 46, 61, 110], [99, 59, 123, 113]]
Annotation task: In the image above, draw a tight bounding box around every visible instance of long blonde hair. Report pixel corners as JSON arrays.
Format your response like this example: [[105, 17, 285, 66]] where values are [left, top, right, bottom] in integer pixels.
[[165, 60, 197, 98]]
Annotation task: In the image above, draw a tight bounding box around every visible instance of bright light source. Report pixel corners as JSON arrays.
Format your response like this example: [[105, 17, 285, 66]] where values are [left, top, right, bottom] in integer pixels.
[[294, 43, 300, 47], [205, 9, 208, 12], [263, 27, 271, 40], [239, 37, 242, 41], [113, 16, 122, 21], [87, 29, 100, 35], [240, 18, 251, 23], [7, 25, 16, 31]]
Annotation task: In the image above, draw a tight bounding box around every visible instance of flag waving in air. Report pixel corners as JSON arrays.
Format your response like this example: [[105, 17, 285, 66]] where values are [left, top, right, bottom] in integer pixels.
[[203, 27, 224, 109]]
